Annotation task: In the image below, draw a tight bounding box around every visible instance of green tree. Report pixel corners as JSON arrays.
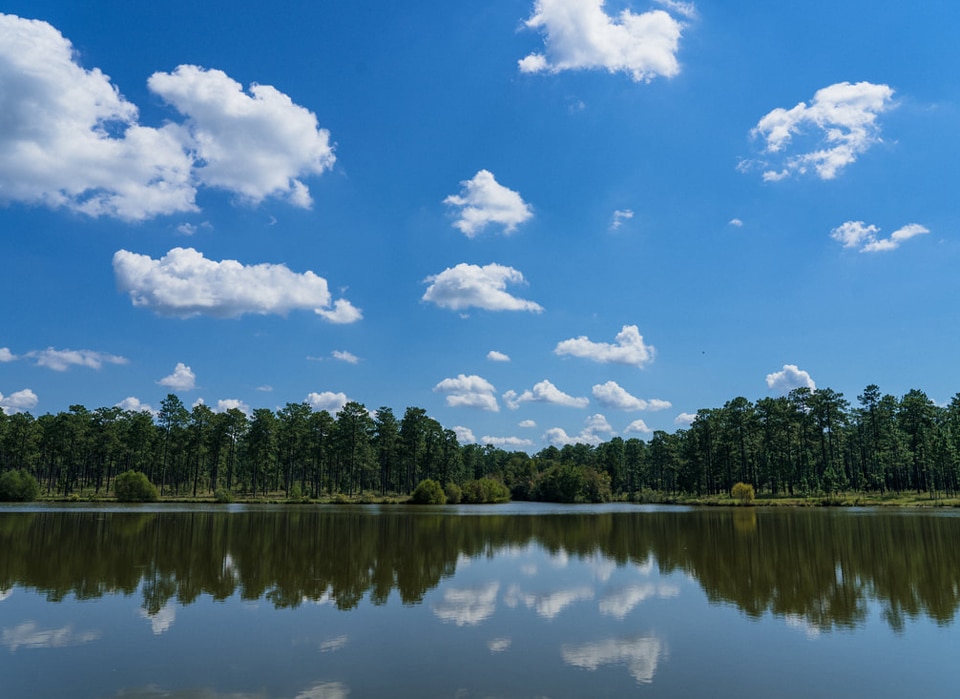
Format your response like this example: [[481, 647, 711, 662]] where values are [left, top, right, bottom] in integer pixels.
[[114, 470, 159, 502]]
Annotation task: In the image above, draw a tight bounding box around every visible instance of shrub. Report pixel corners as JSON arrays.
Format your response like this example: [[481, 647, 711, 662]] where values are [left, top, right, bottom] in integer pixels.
[[0, 469, 40, 502], [411, 479, 447, 505], [215, 488, 234, 503], [461, 477, 510, 504], [114, 470, 159, 502], [731, 482, 755, 505], [444, 482, 462, 504]]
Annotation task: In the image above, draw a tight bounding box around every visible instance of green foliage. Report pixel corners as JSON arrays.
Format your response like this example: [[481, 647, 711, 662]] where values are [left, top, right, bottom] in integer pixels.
[[0, 469, 40, 502], [114, 470, 159, 502], [214, 488, 234, 503], [411, 479, 446, 504], [533, 464, 611, 503], [731, 482, 755, 505], [461, 477, 510, 504], [444, 482, 462, 504]]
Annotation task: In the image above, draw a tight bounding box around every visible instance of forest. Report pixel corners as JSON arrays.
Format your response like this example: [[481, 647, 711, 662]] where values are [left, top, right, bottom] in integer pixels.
[[0, 384, 958, 502]]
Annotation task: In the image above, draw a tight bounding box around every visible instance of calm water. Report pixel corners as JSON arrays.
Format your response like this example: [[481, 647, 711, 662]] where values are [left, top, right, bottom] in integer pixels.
[[1, 503, 957, 698]]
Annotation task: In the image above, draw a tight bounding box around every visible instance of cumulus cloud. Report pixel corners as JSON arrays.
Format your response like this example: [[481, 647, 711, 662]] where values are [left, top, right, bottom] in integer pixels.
[[610, 209, 634, 230], [0, 348, 15, 362], [306, 391, 348, 413], [452, 426, 477, 444], [0, 389, 38, 414], [26, 348, 128, 372], [157, 362, 196, 391], [482, 435, 535, 448], [332, 350, 359, 364], [519, 0, 685, 82], [434, 374, 499, 412], [519, 419, 537, 428], [555, 325, 654, 367], [592, 381, 671, 411], [544, 414, 614, 446], [444, 170, 533, 237], [212, 398, 251, 415], [504, 380, 589, 409], [113, 247, 361, 321], [147, 64, 335, 208], [749, 81, 894, 181], [729, 218, 743, 227], [487, 350, 511, 362], [830, 220, 929, 253], [624, 419, 652, 434], [0, 15, 334, 220], [674, 412, 696, 427], [115, 397, 157, 415], [766, 364, 816, 394], [431, 582, 500, 626], [422, 263, 543, 313]]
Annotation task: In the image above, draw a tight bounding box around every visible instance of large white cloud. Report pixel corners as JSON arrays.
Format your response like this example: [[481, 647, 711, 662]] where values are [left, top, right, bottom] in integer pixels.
[[147, 64, 335, 207], [481, 435, 535, 448], [519, 0, 685, 82], [434, 374, 499, 412], [0, 348, 16, 362], [306, 391, 349, 413], [452, 426, 477, 444], [830, 220, 929, 253], [444, 170, 533, 237], [504, 380, 589, 409], [113, 247, 361, 321], [158, 362, 196, 391], [422, 263, 543, 313], [749, 81, 894, 181], [544, 414, 613, 446], [624, 419, 652, 434], [115, 396, 155, 415], [555, 325, 654, 367], [26, 348, 128, 372], [0, 14, 333, 220], [592, 381, 670, 411], [766, 364, 816, 394], [0, 388, 38, 414]]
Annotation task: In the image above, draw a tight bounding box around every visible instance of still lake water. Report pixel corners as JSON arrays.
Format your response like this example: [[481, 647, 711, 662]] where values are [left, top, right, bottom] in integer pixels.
[[1, 503, 957, 698]]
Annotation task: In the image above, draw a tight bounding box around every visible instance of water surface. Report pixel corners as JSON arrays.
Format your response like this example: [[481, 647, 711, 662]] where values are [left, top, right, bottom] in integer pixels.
[[1, 504, 957, 698]]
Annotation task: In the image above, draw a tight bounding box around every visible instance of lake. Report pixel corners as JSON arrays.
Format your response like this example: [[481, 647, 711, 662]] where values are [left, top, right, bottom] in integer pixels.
[[1, 503, 957, 698]]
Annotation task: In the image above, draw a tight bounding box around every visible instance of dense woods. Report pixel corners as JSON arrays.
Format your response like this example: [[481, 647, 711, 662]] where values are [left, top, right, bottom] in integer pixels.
[[1, 385, 958, 501]]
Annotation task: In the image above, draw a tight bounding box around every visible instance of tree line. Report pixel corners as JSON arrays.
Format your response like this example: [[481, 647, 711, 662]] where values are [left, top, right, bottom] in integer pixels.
[[0, 384, 958, 500]]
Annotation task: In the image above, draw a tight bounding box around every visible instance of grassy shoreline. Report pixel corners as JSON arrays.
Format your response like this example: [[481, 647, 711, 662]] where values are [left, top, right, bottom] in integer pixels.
[[21, 490, 960, 508]]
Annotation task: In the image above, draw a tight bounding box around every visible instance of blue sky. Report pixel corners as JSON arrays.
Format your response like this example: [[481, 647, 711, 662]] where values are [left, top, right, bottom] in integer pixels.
[[1, 1, 958, 450]]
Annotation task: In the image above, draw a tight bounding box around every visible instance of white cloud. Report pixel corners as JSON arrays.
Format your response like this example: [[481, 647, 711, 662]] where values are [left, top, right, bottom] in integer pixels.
[[766, 364, 816, 394], [488, 638, 512, 653], [422, 263, 543, 313], [599, 583, 679, 620], [674, 412, 696, 427], [481, 435, 535, 448], [610, 209, 634, 230], [0, 348, 15, 362], [332, 350, 359, 364], [519, 419, 537, 428], [555, 325, 655, 367], [27, 348, 128, 372], [444, 170, 533, 237], [487, 350, 511, 362], [116, 396, 155, 414], [431, 582, 500, 626], [831, 220, 929, 253], [113, 247, 361, 321], [1, 622, 100, 651], [213, 398, 251, 415], [140, 601, 176, 635], [592, 381, 671, 411], [306, 391, 348, 413], [157, 362, 196, 391], [0, 389, 38, 414], [520, 0, 685, 82], [750, 81, 894, 180], [544, 414, 613, 446], [148, 64, 335, 208], [0, 15, 334, 220], [504, 379, 589, 409], [729, 218, 743, 227], [434, 374, 499, 412], [624, 419, 652, 434], [654, 0, 697, 19], [256, 385, 273, 392], [504, 584, 594, 620], [452, 425, 477, 444], [295, 682, 350, 699]]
